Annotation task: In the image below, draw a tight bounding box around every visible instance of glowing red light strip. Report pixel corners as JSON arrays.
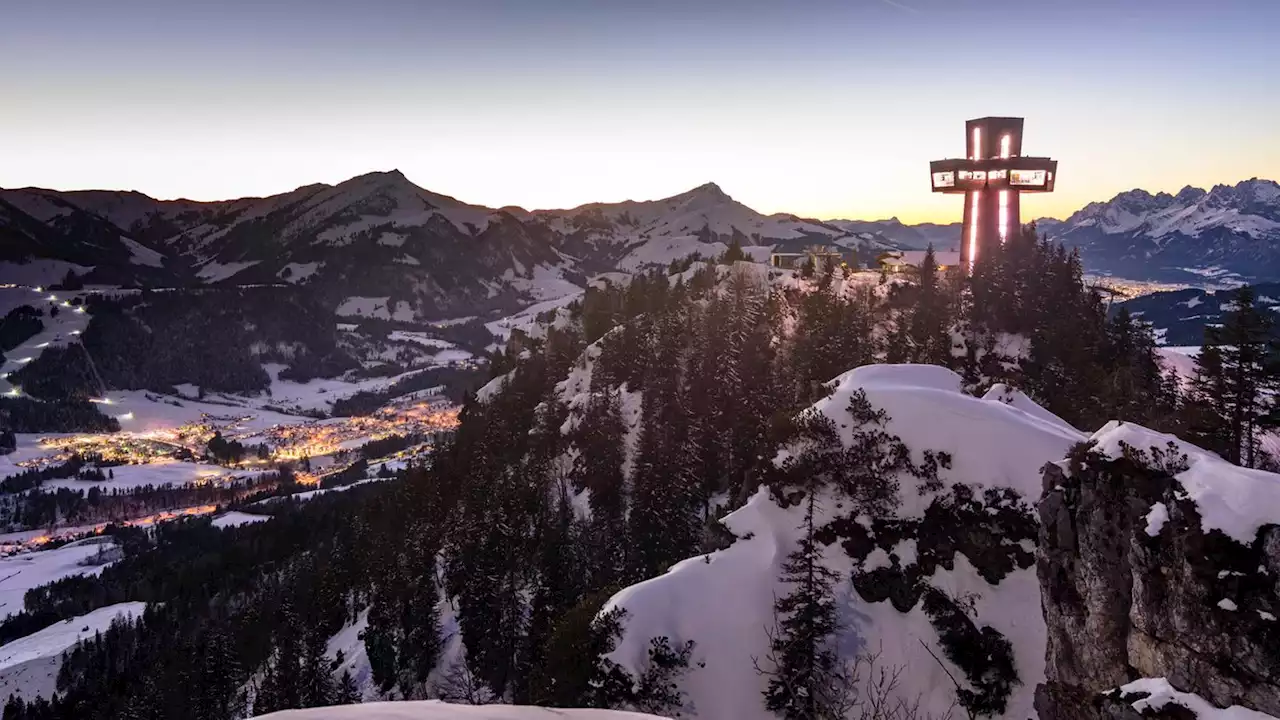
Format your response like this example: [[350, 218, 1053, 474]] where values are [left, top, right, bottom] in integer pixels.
[[968, 191, 980, 267], [998, 190, 1009, 243]]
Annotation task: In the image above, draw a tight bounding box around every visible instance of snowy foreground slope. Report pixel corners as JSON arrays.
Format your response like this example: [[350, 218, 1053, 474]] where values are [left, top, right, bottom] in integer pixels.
[[252, 701, 665, 719], [0, 602, 144, 702], [603, 365, 1084, 719]]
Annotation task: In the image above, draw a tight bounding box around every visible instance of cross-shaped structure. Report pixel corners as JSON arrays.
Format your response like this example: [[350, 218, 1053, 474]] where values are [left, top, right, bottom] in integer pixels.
[[929, 117, 1057, 267]]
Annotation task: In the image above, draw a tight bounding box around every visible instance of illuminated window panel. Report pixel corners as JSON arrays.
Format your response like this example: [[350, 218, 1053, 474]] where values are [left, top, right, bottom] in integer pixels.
[[1010, 169, 1048, 187], [932, 171, 956, 188]]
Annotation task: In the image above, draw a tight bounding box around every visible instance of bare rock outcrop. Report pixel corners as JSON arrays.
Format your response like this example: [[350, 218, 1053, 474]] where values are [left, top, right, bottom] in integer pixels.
[[1036, 434, 1280, 719]]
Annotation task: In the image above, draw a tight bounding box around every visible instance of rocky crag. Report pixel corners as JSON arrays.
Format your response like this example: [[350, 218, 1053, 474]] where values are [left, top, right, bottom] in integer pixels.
[[1036, 422, 1280, 719]]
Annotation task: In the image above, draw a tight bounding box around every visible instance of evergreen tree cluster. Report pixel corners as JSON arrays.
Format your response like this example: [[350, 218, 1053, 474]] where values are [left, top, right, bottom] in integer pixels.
[[0, 306, 44, 354], [79, 288, 356, 396]]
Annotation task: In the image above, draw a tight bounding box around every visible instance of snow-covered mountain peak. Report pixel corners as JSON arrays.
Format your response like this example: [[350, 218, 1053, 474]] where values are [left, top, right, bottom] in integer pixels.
[[1175, 185, 1207, 204], [1048, 176, 1280, 281], [1062, 178, 1280, 238], [667, 181, 733, 208]]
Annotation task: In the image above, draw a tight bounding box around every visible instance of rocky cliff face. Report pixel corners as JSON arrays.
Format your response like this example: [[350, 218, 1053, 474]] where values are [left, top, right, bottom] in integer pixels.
[[1036, 423, 1280, 719]]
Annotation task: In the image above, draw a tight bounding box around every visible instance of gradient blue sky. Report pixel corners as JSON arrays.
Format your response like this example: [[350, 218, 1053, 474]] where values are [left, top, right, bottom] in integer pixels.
[[3, 0, 1278, 222]]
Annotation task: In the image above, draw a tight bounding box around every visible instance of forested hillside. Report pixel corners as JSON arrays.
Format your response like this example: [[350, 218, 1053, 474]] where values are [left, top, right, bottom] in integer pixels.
[[4, 225, 1277, 719]]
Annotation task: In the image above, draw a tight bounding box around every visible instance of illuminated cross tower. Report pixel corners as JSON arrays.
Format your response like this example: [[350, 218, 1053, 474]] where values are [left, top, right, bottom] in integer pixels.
[[929, 117, 1057, 267]]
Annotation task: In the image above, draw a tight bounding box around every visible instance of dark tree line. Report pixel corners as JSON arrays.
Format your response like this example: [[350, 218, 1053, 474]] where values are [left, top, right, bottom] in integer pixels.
[[0, 468, 290, 531], [0, 397, 119, 434], [0, 306, 43, 353], [79, 287, 356, 396]]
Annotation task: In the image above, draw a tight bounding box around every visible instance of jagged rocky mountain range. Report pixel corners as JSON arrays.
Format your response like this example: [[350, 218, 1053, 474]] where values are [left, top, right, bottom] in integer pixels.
[[2, 174, 1278, 320], [1050, 178, 1280, 283]]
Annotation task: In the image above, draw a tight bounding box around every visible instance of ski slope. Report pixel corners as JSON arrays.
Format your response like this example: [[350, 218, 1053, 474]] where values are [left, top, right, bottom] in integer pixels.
[[0, 539, 119, 620]]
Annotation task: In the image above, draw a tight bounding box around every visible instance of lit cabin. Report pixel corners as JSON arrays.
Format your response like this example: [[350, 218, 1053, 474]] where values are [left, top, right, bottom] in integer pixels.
[[879, 250, 962, 273], [770, 246, 846, 272]]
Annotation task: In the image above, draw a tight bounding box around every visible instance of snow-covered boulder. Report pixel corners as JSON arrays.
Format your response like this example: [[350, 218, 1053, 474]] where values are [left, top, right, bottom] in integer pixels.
[[601, 364, 1084, 719]]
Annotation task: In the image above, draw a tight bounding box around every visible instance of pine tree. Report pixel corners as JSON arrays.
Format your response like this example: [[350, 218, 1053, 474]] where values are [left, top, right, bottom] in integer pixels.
[[338, 670, 360, 705], [573, 387, 628, 588], [628, 309, 703, 581], [197, 625, 245, 720], [1215, 286, 1278, 467], [300, 624, 335, 708], [758, 487, 850, 720], [722, 237, 747, 264], [908, 245, 953, 366]]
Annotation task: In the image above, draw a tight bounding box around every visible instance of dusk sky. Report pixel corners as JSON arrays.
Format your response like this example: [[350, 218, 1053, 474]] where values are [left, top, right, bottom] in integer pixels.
[[3, 0, 1278, 223]]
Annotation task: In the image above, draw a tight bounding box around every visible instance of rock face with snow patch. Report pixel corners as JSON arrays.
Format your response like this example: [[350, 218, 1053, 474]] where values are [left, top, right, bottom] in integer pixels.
[[1036, 422, 1280, 719]]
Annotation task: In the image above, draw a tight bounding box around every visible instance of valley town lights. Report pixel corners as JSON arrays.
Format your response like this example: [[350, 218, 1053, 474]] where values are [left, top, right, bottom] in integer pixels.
[[929, 117, 1058, 267]]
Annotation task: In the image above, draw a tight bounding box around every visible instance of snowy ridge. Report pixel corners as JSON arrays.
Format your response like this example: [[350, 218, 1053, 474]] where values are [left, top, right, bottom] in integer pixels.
[[1064, 180, 1280, 240], [251, 701, 666, 719], [602, 364, 1083, 720], [540, 182, 843, 247], [1088, 421, 1280, 545], [1049, 178, 1280, 281]]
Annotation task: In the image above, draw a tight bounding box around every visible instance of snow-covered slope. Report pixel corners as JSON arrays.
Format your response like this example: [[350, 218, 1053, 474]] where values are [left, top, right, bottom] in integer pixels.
[[825, 217, 963, 252], [0, 539, 120, 619], [601, 364, 1083, 720], [0, 602, 145, 702], [252, 701, 666, 719]]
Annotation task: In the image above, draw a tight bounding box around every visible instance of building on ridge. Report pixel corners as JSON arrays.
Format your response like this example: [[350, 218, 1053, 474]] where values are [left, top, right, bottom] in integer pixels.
[[879, 249, 962, 273], [769, 245, 846, 273]]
